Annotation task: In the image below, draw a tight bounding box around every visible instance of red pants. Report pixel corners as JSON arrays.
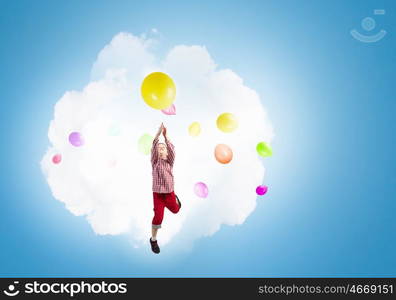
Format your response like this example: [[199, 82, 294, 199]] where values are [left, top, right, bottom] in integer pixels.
[[152, 191, 180, 228]]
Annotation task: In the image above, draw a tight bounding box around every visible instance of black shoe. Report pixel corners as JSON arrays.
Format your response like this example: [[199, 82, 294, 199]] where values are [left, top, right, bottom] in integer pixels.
[[176, 194, 181, 209], [150, 238, 160, 254]]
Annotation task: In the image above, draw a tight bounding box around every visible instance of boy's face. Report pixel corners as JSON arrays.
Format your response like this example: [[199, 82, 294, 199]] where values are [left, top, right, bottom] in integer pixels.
[[157, 143, 168, 159]]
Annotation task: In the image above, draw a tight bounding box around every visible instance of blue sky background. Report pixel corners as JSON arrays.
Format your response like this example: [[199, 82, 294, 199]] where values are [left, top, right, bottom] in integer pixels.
[[0, 0, 395, 277]]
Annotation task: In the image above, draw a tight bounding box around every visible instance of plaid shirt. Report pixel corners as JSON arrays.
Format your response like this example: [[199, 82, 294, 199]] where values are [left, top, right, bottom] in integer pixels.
[[151, 136, 175, 193]]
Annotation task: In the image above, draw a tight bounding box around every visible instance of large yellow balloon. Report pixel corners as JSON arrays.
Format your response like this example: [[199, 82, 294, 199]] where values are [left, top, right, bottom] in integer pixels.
[[188, 122, 201, 137], [141, 72, 176, 110], [216, 113, 238, 133]]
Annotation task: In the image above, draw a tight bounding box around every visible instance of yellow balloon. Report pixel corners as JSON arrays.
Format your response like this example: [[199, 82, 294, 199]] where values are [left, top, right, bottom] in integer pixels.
[[188, 122, 201, 137], [216, 113, 238, 133], [141, 72, 176, 110]]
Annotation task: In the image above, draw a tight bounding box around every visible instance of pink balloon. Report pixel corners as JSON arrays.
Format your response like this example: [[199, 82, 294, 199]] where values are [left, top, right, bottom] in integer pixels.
[[69, 131, 84, 147], [108, 159, 117, 168], [161, 104, 176, 115], [52, 154, 62, 164], [256, 185, 268, 196], [194, 182, 208, 198]]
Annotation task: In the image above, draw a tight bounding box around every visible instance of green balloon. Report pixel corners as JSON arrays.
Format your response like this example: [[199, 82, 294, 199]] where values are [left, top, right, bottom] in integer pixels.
[[256, 142, 272, 157], [108, 124, 121, 136], [138, 134, 154, 155]]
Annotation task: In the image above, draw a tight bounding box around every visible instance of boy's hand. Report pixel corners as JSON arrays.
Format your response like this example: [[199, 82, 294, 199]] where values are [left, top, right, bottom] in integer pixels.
[[156, 123, 164, 137]]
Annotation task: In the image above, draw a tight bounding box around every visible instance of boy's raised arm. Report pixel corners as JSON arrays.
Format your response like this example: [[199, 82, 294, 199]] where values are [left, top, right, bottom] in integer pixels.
[[151, 123, 163, 165], [163, 126, 175, 166]]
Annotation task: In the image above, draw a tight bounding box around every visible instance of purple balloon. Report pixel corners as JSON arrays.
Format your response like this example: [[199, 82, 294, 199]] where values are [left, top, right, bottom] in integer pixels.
[[256, 185, 268, 196], [69, 131, 84, 147], [194, 182, 208, 198]]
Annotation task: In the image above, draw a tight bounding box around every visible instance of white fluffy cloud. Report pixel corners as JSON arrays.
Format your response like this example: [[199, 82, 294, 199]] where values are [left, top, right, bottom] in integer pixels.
[[40, 32, 274, 249]]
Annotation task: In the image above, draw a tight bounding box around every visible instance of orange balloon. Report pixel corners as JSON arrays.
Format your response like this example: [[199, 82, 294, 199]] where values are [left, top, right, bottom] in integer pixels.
[[214, 144, 233, 164]]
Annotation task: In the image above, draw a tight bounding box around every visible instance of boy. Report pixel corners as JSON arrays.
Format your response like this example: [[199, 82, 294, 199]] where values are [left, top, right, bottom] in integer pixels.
[[150, 123, 181, 254]]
